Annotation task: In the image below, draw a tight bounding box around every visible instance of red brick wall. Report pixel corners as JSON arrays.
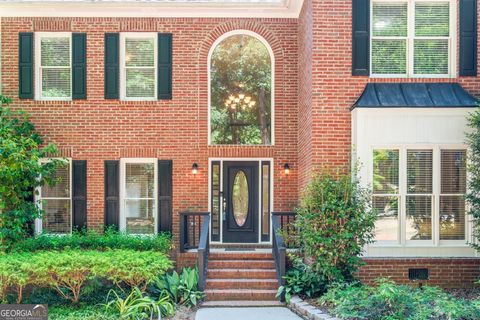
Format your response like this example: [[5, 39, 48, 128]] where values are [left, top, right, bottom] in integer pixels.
[[297, 0, 313, 191], [359, 258, 480, 288], [0, 17, 299, 244], [308, 0, 480, 176]]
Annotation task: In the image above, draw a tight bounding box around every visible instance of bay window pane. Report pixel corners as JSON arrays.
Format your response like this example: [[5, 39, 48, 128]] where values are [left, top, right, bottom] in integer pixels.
[[126, 69, 156, 98], [126, 199, 155, 234], [373, 2, 408, 37], [415, 2, 449, 37], [441, 150, 467, 194], [42, 164, 70, 198], [373, 196, 398, 241], [414, 39, 449, 75], [372, 40, 406, 74], [125, 163, 155, 198], [407, 150, 432, 194], [440, 196, 465, 240], [41, 37, 70, 67], [406, 195, 432, 240], [42, 199, 71, 234], [373, 149, 399, 194], [42, 68, 71, 98]]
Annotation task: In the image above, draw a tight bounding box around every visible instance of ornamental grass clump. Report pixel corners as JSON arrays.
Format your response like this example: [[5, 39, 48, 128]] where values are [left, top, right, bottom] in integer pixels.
[[294, 170, 376, 283]]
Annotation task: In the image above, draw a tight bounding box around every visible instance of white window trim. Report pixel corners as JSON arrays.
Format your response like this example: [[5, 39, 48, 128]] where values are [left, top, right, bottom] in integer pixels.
[[119, 33, 158, 101], [370, 0, 457, 78], [34, 32, 73, 101], [370, 144, 471, 249], [34, 158, 73, 235], [119, 158, 158, 234], [207, 30, 276, 146]]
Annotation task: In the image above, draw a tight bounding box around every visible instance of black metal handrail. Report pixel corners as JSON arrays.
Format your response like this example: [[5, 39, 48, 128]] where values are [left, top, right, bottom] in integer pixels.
[[272, 212, 296, 301], [197, 214, 210, 291], [179, 212, 210, 291]]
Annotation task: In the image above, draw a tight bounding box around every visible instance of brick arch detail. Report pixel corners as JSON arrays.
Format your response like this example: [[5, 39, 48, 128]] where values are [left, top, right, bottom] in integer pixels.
[[196, 20, 286, 149]]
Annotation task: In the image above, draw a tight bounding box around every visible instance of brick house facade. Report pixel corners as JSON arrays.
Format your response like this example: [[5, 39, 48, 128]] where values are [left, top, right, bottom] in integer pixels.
[[1, 0, 479, 289]]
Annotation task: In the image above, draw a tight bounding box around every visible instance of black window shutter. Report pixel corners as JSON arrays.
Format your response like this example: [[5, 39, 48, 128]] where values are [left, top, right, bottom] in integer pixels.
[[158, 33, 172, 100], [460, 0, 477, 76], [158, 160, 172, 232], [352, 0, 370, 76], [72, 33, 87, 99], [104, 160, 120, 229], [104, 33, 120, 99], [72, 160, 87, 230], [19, 32, 34, 99]]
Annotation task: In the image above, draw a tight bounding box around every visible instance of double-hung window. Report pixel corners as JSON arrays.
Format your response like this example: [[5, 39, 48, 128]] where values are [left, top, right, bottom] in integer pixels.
[[120, 33, 157, 100], [372, 147, 467, 245], [371, 0, 454, 77], [36, 160, 72, 234], [36, 33, 72, 100], [120, 159, 157, 234]]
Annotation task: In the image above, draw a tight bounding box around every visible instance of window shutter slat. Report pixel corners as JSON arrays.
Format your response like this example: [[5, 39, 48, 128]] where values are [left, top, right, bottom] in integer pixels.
[[104, 160, 120, 229], [158, 160, 172, 232], [352, 0, 370, 76], [460, 0, 477, 76], [158, 33, 172, 99], [72, 160, 87, 230], [104, 33, 119, 99], [19, 32, 34, 99], [72, 33, 87, 99]]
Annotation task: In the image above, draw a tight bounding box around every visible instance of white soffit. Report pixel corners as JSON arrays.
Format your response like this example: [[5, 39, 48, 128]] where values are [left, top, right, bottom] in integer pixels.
[[0, 0, 304, 18]]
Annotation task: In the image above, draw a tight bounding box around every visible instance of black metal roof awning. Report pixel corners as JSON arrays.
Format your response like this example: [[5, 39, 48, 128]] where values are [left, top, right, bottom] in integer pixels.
[[352, 83, 478, 109]]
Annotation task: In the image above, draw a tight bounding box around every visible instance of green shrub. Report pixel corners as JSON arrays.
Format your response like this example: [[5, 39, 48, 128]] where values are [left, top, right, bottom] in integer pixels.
[[96, 250, 173, 291], [0, 249, 172, 304], [319, 279, 480, 320], [105, 287, 174, 319], [276, 255, 326, 303], [152, 267, 204, 307], [9, 229, 172, 253], [49, 305, 118, 320], [293, 170, 376, 283]]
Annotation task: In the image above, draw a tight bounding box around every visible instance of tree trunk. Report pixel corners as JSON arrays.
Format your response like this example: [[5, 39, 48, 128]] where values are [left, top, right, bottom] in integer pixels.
[[258, 87, 270, 144]]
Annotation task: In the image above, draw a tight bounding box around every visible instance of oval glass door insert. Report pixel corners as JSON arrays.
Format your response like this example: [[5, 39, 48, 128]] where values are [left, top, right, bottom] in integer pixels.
[[232, 170, 249, 227]]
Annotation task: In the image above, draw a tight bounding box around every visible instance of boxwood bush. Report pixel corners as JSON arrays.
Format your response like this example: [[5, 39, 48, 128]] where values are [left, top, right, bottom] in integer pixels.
[[319, 279, 480, 320], [0, 249, 173, 304], [8, 229, 172, 253]]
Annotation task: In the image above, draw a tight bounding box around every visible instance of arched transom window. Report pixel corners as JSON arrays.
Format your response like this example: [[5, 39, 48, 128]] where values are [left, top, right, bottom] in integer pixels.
[[209, 32, 273, 145]]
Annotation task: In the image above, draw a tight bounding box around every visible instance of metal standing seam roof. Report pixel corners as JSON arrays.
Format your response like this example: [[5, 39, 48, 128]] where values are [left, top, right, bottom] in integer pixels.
[[352, 83, 478, 109]]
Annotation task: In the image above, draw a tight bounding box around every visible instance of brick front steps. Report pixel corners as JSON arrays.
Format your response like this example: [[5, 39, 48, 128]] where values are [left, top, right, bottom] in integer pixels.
[[205, 251, 279, 302]]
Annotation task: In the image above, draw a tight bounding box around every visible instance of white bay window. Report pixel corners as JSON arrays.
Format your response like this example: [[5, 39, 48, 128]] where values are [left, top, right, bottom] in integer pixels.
[[120, 33, 157, 100], [120, 159, 157, 234], [372, 147, 467, 246], [371, 0, 455, 77]]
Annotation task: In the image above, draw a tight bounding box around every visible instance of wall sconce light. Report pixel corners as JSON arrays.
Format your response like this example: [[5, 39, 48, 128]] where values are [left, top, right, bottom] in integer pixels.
[[192, 163, 199, 175], [284, 163, 290, 175]]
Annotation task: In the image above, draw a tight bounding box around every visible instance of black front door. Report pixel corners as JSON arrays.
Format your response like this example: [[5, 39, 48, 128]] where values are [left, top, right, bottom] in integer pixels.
[[222, 161, 259, 243]]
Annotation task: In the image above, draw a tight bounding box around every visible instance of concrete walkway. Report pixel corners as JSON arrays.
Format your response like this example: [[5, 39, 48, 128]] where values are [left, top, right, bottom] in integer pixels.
[[195, 307, 303, 320]]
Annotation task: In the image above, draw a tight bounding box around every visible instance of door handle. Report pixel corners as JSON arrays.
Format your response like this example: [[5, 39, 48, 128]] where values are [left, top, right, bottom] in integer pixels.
[[222, 193, 227, 221]]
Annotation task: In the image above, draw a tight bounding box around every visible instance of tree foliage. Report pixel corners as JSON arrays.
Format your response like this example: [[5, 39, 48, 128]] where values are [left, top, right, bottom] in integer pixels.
[[0, 95, 62, 246], [467, 109, 480, 251]]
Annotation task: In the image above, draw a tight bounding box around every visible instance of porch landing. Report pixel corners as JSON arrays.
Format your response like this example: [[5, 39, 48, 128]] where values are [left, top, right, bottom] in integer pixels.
[[195, 307, 303, 320]]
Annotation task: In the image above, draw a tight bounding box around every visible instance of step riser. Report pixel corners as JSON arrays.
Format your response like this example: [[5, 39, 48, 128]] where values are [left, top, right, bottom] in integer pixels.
[[205, 291, 277, 301], [206, 281, 278, 290], [209, 253, 274, 261], [207, 269, 277, 279], [209, 260, 275, 269]]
